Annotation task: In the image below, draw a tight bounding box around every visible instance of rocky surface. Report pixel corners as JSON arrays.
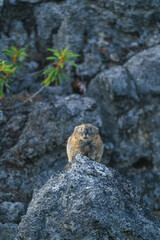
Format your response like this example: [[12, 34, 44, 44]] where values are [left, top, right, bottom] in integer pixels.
[[16, 154, 160, 240], [0, 222, 18, 240], [1, 0, 160, 92], [88, 45, 160, 211], [0, 94, 102, 239], [88, 45, 160, 169], [1, 0, 160, 239]]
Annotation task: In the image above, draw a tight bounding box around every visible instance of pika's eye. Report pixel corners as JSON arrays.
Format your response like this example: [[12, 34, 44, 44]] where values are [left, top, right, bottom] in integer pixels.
[[90, 127, 95, 133], [78, 127, 83, 132]]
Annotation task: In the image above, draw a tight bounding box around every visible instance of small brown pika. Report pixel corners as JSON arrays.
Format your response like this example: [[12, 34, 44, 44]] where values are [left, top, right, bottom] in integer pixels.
[[67, 123, 104, 162]]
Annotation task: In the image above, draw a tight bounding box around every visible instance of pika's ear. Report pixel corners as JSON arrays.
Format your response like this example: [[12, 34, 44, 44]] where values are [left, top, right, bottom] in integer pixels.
[[74, 126, 79, 132], [94, 126, 99, 133]]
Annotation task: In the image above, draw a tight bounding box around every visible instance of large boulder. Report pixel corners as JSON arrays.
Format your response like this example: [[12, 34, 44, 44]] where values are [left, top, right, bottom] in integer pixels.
[[0, 223, 17, 240], [16, 154, 160, 240], [88, 45, 160, 170], [125, 45, 160, 96], [88, 45, 160, 211], [0, 94, 102, 235]]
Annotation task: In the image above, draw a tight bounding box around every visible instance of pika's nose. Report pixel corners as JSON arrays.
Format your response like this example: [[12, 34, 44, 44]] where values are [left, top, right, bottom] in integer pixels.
[[84, 129, 88, 137]]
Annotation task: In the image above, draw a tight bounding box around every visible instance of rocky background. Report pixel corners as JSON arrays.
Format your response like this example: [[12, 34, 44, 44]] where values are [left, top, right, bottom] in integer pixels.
[[0, 0, 160, 239]]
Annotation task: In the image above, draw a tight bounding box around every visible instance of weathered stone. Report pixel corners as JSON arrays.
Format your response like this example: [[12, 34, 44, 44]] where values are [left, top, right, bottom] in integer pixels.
[[0, 201, 25, 223], [1, 0, 160, 94], [0, 110, 6, 125], [0, 113, 27, 156], [8, 0, 17, 4], [9, 20, 28, 47], [88, 45, 160, 211], [14, 94, 102, 161], [76, 52, 102, 80], [88, 46, 160, 170], [0, 0, 4, 6], [0, 0, 3, 16], [20, 0, 40, 3], [0, 94, 102, 225], [0, 222, 17, 240], [9, 0, 40, 4], [125, 45, 160, 96], [1, 0, 160, 234], [88, 65, 138, 142], [124, 169, 160, 211], [34, 3, 63, 48], [16, 155, 160, 240]]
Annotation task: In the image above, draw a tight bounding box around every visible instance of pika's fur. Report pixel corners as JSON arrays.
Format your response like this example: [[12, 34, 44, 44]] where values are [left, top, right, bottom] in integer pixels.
[[67, 123, 104, 162]]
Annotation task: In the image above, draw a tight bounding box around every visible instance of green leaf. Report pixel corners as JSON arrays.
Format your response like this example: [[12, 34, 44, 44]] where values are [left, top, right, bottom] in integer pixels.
[[2, 49, 14, 58], [41, 76, 52, 87], [47, 48, 61, 58], [60, 48, 63, 55], [50, 69, 58, 82], [62, 71, 69, 80], [19, 52, 28, 57], [65, 60, 78, 67], [0, 81, 4, 98], [11, 46, 17, 52], [4, 82, 11, 88], [58, 72, 62, 82], [46, 56, 57, 60], [43, 67, 55, 75], [63, 46, 69, 53], [0, 76, 5, 82], [66, 54, 80, 58], [2, 49, 11, 53], [19, 47, 28, 53]]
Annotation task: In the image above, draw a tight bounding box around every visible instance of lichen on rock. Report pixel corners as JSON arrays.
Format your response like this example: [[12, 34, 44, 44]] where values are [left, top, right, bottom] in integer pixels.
[[16, 154, 160, 240]]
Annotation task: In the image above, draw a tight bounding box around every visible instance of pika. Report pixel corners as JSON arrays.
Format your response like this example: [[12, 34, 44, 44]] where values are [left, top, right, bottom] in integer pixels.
[[67, 123, 104, 162]]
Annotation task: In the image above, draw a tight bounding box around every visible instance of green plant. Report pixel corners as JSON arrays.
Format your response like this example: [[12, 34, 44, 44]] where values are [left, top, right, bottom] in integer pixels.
[[0, 46, 28, 99], [41, 46, 80, 87], [0, 60, 16, 99], [2, 46, 28, 64], [1, 46, 79, 109]]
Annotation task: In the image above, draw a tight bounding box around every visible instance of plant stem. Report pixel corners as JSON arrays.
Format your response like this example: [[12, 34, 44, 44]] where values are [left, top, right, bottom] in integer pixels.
[[1, 85, 45, 110]]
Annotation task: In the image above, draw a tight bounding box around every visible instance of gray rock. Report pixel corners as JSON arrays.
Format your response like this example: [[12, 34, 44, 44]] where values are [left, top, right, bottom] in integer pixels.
[[76, 52, 102, 80], [88, 45, 160, 211], [34, 3, 63, 48], [0, 110, 6, 125], [1, 0, 160, 233], [90, 65, 138, 100], [125, 45, 160, 96], [124, 169, 160, 211], [9, 20, 28, 47], [15, 94, 102, 161], [0, 0, 3, 16], [9, 0, 40, 4], [0, 202, 25, 223], [0, 94, 102, 224], [20, 0, 40, 3], [0, 113, 27, 156], [16, 154, 160, 240], [0, 0, 4, 6], [52, 1, 86, 53], [88, 65, 138, 142], [0, 222, 17, 240], [1, 0, 160, 93], [88, 46, 160, 169], [8, 0, 17, 4]]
